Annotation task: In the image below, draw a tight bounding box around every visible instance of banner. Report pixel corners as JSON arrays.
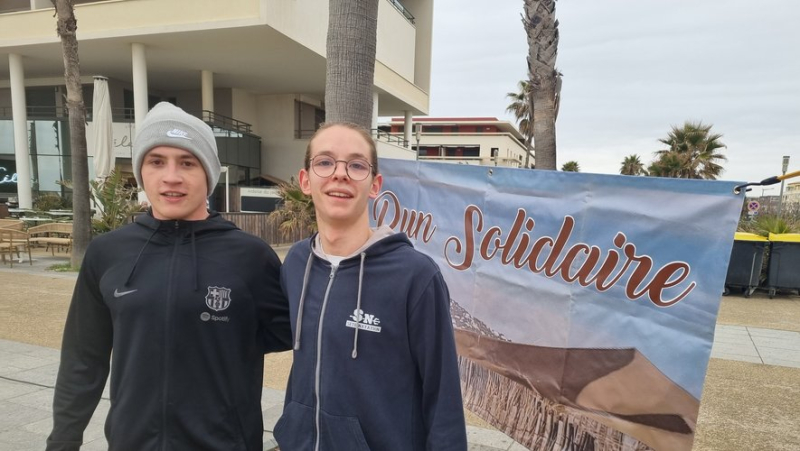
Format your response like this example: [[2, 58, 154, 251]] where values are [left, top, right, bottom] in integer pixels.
[[373, 159, 743, 450]]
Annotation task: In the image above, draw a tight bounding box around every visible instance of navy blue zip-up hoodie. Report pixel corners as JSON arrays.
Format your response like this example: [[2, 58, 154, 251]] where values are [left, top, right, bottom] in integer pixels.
[[47, 212, 291, 451], [275, 229, 467, 450]]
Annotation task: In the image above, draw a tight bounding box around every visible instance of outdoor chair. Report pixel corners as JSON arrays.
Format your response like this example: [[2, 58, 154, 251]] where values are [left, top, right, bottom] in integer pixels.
[[0, 219, 26, 231], [0, 229, 32, 267], [27, 222, 73, 255]]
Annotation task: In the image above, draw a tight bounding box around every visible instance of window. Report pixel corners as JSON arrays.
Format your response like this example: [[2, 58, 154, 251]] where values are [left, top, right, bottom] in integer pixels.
[[295, 101, 325, 139]]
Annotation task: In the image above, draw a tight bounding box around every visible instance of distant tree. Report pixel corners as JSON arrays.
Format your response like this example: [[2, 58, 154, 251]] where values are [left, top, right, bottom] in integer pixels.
[[561, 160, 579, 172], [325, 0, 379, 129], [648, 152, 682, 178], [53, 0, 91, 268], [650, 121, 727, 179], [523, 0, 562, 170], [620, 154, 648, 176], [267, 178, 317, 243], [506, 80, 534, 168]]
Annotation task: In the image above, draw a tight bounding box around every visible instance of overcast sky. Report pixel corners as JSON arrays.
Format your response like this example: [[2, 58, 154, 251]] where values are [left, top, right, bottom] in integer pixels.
[[428, 0, 800, 188]]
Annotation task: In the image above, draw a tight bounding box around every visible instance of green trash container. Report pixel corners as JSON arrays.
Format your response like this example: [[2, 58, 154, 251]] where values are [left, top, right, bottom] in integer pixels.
[[765, 233, 800, 298], [724, 232, 767, 297]]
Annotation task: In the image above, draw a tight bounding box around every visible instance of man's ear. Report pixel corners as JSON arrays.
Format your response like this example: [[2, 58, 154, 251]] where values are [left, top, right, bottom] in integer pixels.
[[299, 168, 312, 195], [368, 173, 383, 199]]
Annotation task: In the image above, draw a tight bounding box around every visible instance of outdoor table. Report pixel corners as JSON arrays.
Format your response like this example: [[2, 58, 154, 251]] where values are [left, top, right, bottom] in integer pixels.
[[7, 208, 34, 218], [47, 210, 74, 218], [19, 217, 52, 225]]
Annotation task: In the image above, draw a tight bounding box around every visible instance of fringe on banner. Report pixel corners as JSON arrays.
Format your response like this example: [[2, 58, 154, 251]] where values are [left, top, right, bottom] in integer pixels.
[[459, 357, 653, 451]]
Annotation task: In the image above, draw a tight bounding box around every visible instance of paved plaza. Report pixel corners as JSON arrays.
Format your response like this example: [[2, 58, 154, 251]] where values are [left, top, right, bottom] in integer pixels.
[[1, 250, 798, 450]]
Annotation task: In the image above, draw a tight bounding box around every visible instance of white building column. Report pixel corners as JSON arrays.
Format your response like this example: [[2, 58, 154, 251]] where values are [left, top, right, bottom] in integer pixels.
[[371, 91, 379, 132], [201, 70, 214, 116], [9, 54, 32, 209], [131, 43, 149, 131], [403, 111, 413, 148], [30, 0, 51, 10]]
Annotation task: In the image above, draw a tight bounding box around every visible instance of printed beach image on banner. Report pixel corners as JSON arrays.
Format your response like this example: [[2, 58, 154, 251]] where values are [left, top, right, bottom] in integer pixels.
[[373, 159, 744, 450]]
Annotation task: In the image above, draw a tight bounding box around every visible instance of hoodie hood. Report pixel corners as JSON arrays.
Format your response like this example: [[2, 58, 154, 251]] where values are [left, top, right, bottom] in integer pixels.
[[292, 226, 413, 358], [124, 210, 239, 290], [311, 224, 399, 262]]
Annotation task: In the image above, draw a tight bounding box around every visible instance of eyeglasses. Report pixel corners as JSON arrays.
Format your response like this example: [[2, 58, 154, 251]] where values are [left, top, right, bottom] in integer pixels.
[[310, 155, 374, 181]]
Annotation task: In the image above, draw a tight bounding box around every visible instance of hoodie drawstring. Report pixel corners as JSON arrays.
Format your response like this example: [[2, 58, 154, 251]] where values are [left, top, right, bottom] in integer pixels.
[[123, 227, 159, 287], [293, 252, 315, 351], [351, 252, 366, 359]]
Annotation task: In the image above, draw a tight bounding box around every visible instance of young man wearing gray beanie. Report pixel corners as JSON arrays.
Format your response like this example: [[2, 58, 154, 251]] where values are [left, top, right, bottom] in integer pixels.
[[48, 102, 292, 451]]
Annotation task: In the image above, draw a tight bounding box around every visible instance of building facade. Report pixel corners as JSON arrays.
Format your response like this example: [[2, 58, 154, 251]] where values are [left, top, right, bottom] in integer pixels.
[[380, 117, 532, 168], [1, 0, 428, 209]]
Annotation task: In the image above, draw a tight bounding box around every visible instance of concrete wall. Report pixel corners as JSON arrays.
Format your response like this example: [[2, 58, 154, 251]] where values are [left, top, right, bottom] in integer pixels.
[[256, 94, 306, 182]]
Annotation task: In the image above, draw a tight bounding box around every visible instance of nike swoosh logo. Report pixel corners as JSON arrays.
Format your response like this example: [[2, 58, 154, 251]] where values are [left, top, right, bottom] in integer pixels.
[[114, 288, 138, 298], [166, 129, 191, 139]]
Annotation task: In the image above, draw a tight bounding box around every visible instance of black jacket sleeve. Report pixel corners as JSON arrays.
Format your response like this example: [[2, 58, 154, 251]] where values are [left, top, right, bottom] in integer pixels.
[[46, 245, 113, 451], [257, 245, 292, 354]]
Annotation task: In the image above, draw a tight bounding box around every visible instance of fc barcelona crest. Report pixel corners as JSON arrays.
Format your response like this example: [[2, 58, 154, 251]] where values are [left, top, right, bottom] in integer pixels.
[[205, 286, 232, 312]]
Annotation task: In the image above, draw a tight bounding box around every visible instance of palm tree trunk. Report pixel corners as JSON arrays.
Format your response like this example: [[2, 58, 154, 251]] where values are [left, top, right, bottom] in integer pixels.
[[53, 0, 91, 267], [325, 0, 379, 129], [530, 73, 557, 169], [524, 0, 560, 170]]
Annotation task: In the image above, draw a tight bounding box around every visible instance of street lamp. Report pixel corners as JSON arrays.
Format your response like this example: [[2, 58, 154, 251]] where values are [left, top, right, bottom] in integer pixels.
[[414, 123, 422, 161], [777, 156, 790, 219]]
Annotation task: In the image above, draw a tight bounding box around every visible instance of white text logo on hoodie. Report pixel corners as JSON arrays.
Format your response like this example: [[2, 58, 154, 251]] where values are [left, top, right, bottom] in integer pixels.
[[346, 309, 382, 333]]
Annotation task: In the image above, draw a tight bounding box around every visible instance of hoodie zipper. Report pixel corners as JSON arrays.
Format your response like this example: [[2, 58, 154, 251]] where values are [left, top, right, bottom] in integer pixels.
[[314, 265, 337, 451], [161, 222, 181, 450]]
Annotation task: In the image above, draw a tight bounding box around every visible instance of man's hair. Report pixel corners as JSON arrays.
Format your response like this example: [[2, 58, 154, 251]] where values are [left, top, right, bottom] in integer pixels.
[[304, 122, 379, 176]]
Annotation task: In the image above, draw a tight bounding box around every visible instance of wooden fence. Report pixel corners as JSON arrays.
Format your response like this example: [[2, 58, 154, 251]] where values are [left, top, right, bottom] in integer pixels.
[[220, 212, 309, 246]]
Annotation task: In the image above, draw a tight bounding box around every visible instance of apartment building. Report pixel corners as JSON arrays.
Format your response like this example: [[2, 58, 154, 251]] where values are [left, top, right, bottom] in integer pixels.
[[0, 0, 429, 208], [380, 117, 533, 168]]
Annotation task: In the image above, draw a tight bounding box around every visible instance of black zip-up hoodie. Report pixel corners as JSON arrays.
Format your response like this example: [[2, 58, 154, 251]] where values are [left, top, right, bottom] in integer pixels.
[[47, 212, 291, 451]]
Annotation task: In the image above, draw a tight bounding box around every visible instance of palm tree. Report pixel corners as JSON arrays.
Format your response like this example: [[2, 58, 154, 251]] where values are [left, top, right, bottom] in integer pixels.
[[267, 178, 317, 242], [523, 0, 562, 170], [325, 0, 379, 128], [53, 0, 91, 268], [620, 154, 648, 176], [506, 80, 533, 168], [652, 121, 727, 179], [506, 81, 534, 168], [561, 161, 579, 172], [648, 152, 683, 178]]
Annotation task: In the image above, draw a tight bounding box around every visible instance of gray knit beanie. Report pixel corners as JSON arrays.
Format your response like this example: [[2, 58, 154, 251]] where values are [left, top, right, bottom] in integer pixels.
[[132, 102, 220, 197]]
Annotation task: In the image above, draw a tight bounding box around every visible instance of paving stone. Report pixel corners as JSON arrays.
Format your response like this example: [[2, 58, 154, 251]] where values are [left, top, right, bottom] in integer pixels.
[[467, 425, 513, 450], [0, 402, 51, 430], [0, 378, 43, 401]]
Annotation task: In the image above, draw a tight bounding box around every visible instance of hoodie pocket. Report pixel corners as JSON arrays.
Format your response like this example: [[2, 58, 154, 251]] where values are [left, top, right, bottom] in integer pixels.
[[274, 402, 371, 451], [274, 401, 315, 450], [319, 409, 371, 451]]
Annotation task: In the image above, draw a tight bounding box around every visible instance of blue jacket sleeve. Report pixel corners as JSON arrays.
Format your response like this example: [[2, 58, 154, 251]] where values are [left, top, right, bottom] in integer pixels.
[[408, 270, 468, 451], [46, 247, 113, 451]]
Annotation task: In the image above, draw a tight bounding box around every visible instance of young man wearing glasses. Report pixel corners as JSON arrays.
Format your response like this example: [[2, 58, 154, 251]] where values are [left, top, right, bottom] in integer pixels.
[[274, 122, 467, 450]]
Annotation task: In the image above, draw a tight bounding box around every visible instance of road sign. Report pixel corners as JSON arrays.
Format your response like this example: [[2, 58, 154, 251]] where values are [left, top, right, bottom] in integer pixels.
[[747, 201, 760, 212]]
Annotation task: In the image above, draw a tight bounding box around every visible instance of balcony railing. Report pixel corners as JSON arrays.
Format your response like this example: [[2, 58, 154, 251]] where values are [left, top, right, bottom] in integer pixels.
[[418, 155, 524, 169], [0, 0, 107, 15], [201, 110, 252, 134], [387, 0, 414, 25], [373, 129, 409, 148]]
